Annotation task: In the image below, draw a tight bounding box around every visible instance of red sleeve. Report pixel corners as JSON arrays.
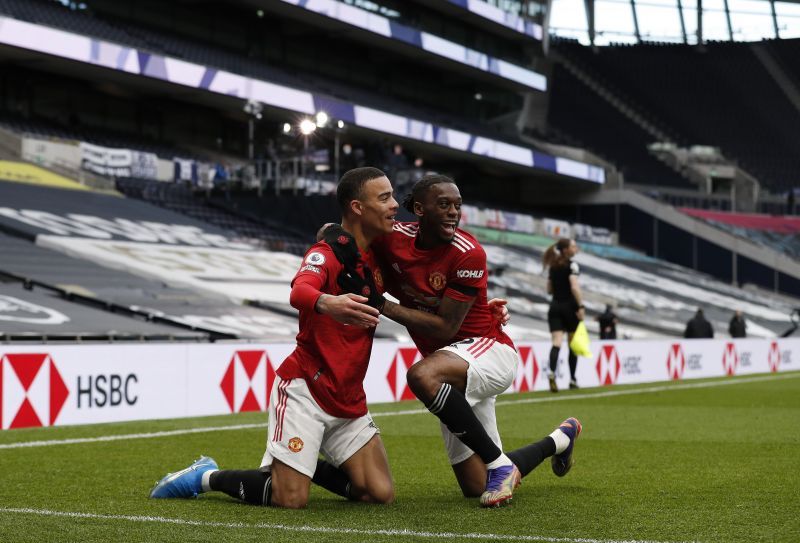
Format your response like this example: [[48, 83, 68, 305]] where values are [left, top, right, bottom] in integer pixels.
[[290, 242, 337, 312], [444, 246, 488, 302], [290, 276, 325, 313]]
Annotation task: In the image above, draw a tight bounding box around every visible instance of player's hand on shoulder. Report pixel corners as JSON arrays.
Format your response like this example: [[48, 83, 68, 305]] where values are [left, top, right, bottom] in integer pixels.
[[316, 293, 380, 328], [487, 298, 510, 326]]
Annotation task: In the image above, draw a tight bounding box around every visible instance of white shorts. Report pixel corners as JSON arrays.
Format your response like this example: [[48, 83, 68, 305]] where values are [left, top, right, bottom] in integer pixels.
[[260, 377, 379, 478], [438, 338, 519, 465]]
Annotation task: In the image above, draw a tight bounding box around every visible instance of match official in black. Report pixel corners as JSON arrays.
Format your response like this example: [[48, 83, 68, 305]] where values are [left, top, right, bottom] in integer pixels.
[[543, 238, 584, 392]]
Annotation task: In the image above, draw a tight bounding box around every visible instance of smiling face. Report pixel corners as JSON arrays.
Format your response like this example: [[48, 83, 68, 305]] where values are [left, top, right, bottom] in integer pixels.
[[415, 182, 462, 244], [357, 175, 398, 236]]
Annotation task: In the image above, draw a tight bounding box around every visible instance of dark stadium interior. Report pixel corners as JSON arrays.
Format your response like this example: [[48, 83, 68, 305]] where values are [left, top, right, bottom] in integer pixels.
[[0, 2, 799, 539], [0, 0, 797, 343]]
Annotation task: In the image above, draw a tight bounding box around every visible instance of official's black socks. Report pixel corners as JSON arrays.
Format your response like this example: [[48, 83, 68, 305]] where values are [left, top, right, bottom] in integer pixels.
[[549, 346, 560, 375], [568, 352, 578, 381]]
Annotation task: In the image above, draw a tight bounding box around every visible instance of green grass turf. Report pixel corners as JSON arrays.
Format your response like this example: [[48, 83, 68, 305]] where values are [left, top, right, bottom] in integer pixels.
[[0, 372, 798, 543]]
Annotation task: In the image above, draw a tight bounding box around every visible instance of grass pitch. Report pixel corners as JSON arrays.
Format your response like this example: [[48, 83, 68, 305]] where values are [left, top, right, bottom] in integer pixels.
[[0, 372, 798, 543]]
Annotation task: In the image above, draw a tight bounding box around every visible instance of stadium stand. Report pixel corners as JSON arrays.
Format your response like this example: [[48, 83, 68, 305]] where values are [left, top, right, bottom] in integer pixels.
[[0, 228, 302, 341], [161, 187, 797, 340], [552, 39, 800, 193], [0, 0, 530, 144], [545, 60, 692, 188], [0, 0, 795, 344], [0, 110, 197, 161], [0, 273, 207, 341], [681, 208, 800, 259], [478, 230, 796, 340], [115, 178, 311, 255]]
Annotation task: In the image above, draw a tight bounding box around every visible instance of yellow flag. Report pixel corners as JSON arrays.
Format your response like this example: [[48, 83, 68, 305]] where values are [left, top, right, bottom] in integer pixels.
[[570, 321, 593, 358]]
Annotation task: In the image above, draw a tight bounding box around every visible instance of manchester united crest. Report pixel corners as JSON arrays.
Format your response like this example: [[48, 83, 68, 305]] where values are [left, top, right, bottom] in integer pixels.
[[288, 437, 304, 453], [428, 271, 446, 291], [373, 267, 384, 290]]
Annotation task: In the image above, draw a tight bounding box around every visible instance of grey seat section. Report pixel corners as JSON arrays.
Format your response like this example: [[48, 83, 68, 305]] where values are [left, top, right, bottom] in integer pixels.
[[0, 281, 205, 339], [0, 230, 298, 340]]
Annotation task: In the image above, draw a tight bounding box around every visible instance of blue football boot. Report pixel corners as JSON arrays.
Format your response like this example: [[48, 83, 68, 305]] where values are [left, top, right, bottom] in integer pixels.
[[149, 456, 218, 498]]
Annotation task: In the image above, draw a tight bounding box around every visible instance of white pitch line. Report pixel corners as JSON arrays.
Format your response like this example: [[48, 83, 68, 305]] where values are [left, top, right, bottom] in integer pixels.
[[0, 423, 267, 450], [0, 372, 797, 451], [0, 507, 696, 543]]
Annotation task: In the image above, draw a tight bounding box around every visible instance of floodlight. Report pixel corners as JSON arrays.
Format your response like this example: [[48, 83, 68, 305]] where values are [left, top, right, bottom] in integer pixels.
[[299, 119, 317, 135]]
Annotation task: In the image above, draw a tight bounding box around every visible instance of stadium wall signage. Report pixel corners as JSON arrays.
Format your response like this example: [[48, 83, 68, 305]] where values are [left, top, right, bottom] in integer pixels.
[[0, 338, 796, 430]]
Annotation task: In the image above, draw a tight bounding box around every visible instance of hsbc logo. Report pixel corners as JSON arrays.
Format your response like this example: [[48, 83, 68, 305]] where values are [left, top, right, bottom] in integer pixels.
[[666, 344, 686, 380], [722, 343, 739, 376], [386, 348, 420, 401], [1, 353, 69, 430], [513, 346, 539, 392], [456, 269, 483, 279], [595, 345, 621, 385], [220, 350, 275, 413], [768, 341, 781, 373]]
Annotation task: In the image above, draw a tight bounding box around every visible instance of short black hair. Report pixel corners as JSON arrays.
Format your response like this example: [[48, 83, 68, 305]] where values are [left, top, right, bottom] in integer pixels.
[[401, 174, 456, 213], [337, 167, 386, 213]]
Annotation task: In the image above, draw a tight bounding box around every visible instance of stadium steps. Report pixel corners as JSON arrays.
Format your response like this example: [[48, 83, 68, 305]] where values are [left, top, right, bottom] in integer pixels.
[[550, 46, 675, 145], [750, 43, 800, 119], [116, 178, 310, 256]]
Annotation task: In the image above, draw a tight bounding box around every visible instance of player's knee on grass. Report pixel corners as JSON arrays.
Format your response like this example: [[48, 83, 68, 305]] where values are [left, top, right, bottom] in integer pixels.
[[351, 479, 395, 505], [271, 485, 310, 509]]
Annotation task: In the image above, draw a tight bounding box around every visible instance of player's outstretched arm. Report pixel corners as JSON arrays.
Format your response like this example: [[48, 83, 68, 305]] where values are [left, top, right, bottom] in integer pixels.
[[291, 277, 379, 328], [381, 296, 473, 342]]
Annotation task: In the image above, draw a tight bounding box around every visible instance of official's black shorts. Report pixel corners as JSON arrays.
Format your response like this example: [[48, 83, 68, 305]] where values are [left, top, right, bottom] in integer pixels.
[[548, 300, 579, 333]]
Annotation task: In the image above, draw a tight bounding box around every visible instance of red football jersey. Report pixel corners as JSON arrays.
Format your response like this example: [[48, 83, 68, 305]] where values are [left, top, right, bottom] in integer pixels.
[[277, 240, 384, 418], [372, 221, 514, 356]]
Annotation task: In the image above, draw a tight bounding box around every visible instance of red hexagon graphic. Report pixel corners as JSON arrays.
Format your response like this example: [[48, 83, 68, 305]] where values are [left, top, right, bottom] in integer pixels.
[[666, 344, 686, 380], [386, 348, 420, 401], [722, 342, 739, 376], [219, 350, 274, 413], [768, 341, 781, 373], [1, 353, 69, 429], [513, 346, 539, 392], [595, 345, 621, 386]]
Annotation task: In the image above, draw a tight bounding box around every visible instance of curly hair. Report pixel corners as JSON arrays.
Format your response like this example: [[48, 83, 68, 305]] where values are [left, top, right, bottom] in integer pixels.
[[400, 174, 456, 214]]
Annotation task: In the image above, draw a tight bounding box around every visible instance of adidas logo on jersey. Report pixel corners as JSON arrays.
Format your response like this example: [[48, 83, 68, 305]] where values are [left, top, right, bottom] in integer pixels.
[[456, 269, 484, 279]]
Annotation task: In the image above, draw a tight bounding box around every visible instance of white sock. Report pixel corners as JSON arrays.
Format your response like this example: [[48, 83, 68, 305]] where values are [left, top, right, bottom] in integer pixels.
[[549, 428, 570, 454], [201, 469, 217, 492], [486, 453, 512, 470]]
